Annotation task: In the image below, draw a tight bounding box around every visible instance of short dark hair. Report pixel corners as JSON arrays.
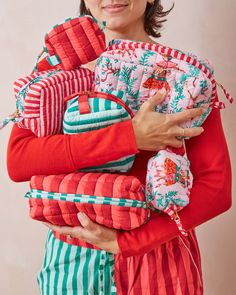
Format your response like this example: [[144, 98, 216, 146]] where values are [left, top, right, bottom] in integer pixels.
[[79, 1, 174, 38]]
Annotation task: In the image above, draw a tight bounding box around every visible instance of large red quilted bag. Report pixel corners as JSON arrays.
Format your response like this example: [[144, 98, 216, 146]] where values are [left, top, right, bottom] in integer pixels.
[[25, 172, 149, 246]]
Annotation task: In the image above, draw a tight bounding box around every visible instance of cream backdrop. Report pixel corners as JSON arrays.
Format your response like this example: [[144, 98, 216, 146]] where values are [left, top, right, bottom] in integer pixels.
[[0, 1, 235, 294]]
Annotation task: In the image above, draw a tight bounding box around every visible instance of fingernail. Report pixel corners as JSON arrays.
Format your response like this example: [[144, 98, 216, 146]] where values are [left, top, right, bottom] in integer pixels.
[[77, 212, 86, 221], [200, 128, 204, 132]]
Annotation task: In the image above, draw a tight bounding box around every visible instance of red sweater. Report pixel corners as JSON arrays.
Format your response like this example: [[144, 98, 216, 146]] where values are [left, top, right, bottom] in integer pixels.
[[7, 60, 232, 258]]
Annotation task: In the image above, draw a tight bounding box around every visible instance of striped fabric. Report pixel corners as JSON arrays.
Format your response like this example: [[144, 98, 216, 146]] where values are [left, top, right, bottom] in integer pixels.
[[63, 91, 135, 172], [37, 229, 117, 295], [44, 16, 106, 71], [37, 229, 203, 294], [13, 68, 94, 137], [26, 172, 149, 246], [115, 229, 203, 295]]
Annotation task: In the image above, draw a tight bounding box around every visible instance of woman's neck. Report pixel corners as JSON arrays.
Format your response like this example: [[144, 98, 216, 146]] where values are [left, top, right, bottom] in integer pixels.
[[104, 19, 156, 45]]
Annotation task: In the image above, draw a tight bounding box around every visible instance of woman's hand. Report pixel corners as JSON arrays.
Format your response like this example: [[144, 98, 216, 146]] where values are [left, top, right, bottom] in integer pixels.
[[132, 89, 205, 151], [43, 213, 120, 254]]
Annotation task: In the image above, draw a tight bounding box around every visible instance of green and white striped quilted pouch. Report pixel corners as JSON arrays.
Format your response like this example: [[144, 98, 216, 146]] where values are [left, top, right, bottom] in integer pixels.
[[63, 90, 135, 172]]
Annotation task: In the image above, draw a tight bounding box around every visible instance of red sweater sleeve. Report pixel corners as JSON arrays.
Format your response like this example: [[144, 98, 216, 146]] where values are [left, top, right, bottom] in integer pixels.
[[7, 121, 139, 182], [117, 103, 232, 257]]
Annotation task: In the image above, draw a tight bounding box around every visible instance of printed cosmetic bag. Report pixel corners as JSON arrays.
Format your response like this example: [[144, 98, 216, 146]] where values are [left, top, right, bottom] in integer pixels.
[[93, 39, 234, 235], [94, 39, 233, 125], [25, 172, 150, 247], [63, 90, 136, 172], [0, 68, 94, 136]]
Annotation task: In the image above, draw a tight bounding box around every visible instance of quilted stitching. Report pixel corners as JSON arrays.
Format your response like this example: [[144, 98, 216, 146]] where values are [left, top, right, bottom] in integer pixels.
[[45, 16, 106, 71], [26, 173, 149, 231]]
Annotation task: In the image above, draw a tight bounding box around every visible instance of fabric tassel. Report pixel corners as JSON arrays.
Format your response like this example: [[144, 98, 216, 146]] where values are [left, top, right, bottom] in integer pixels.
[[165, 208, 188, 236], [0, 111, 22, 130]]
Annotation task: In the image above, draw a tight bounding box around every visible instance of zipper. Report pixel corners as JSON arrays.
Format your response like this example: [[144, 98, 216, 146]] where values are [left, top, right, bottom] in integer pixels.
[[108, 40, 234, 107], [25, 189, 148, 209]]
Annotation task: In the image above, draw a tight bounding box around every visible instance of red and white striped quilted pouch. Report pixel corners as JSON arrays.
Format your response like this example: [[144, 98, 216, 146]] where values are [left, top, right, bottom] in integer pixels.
[[0, 68, 93, 136]]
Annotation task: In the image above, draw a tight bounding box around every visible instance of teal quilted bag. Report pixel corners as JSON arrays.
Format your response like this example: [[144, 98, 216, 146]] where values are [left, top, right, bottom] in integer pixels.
[[63, 90, 135, 172]]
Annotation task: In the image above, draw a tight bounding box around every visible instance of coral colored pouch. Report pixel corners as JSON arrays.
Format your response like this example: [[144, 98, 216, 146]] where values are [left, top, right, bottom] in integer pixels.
[[25, 172, 150, 247], [35, 15, 106, 72]]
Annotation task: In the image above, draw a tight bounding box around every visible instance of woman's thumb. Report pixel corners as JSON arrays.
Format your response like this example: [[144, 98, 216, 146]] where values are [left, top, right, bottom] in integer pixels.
[[141, 88, 167, 112]]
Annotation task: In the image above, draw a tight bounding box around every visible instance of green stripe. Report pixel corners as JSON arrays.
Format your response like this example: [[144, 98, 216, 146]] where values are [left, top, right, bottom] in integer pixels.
[[104, 253, 111, 294], [52, 239, 64, 294], [48, 231, 60, 294], [56, 240, 68, 291], [85, 155, 135, 170], [46, 231, 56, 295], [93, 250, 101, 294], [72, 246, 82, 294], [117, 103, 122, 109], [63, 124, 111, 134], [105, 99, 112, 110], [75, 247, 86, 294], [94, 98, 99, 112], [82, 248, 92, 295], [61, 245, 72, 291], [88, 247, 97, 294]]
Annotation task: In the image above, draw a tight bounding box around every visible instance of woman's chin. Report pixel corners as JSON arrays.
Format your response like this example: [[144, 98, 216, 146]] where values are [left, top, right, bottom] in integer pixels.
[[103, 17, 129, 32]]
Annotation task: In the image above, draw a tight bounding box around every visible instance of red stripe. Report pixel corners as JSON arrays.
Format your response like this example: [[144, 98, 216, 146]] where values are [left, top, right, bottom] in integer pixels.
[[172, 237, 190, 294], [178, 237, 196, 294], [173, 50, 179, 58], [115, 255, 129, 295], [161, 243, 175, 295], [64, 21, 87, 67], [54, 79, 61, 133], [147, 249, 159, 292], [80, 17, 104, 58]]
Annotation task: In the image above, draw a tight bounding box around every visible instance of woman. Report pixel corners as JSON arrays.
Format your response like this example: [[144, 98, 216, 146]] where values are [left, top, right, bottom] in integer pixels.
[[7, 0, 232, 294]]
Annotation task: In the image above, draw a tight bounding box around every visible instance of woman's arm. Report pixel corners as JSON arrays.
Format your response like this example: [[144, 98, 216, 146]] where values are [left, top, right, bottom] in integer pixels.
[[7, 121, 139, 182], [7, 58, 139, 182], [116, 102, 232, 257]]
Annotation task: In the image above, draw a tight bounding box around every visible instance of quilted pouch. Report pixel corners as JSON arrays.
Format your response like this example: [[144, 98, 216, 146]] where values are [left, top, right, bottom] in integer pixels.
[[25, 172, 150, 247], [34, 15, 106, 72], [0, 68, 93, 136], [145, 148, 192, 235], [94, 39, 233, 124], [93, 39, 234, 235], [63, 90, 136, 172]]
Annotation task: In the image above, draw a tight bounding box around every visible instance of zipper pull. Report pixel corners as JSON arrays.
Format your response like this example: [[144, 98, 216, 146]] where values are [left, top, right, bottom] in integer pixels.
[[211, 81, 234, 109]]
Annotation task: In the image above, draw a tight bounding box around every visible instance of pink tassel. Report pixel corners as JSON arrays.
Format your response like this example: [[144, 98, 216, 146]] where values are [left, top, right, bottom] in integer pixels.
[[165, 208, 188, 236]]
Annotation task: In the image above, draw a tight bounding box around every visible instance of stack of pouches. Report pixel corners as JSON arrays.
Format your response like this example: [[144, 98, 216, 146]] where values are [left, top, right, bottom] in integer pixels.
[[25, 21, 234, 241], [23, 16, 150, 247]]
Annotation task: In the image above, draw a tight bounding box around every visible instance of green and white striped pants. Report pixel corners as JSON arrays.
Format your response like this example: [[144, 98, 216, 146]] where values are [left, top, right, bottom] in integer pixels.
[[37, 230, 117, 295]]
